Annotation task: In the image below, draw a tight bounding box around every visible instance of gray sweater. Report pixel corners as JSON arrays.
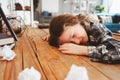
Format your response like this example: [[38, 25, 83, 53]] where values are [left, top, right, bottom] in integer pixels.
[[86, 23, 120, 64]]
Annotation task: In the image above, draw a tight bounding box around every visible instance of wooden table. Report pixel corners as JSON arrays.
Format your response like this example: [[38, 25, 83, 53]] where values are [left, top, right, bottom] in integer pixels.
[[0, 27, 120, 80]]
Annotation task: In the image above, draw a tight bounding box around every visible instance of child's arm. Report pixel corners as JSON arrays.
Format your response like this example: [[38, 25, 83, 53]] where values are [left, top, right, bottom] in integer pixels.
[[59, 43, 88, 56]]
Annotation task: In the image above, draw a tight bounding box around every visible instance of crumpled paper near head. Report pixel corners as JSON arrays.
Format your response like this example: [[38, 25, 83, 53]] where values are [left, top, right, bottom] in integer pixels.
[[18, 67, 41, 80], [0, 45, 16, 61], [65, 64, 89, 80]]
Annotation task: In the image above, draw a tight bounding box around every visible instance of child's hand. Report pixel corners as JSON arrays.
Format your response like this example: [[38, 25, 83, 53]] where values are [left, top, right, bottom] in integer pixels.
[[42, 34, 50, 41], [59, 43, 88, 56]]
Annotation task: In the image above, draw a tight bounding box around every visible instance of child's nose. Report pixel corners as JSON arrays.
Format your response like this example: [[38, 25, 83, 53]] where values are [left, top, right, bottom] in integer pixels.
[[71, 38, 80, 44]]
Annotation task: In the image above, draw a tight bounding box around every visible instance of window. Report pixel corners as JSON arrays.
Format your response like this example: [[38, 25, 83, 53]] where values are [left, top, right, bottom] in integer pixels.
[[109, 0, 120, 13]]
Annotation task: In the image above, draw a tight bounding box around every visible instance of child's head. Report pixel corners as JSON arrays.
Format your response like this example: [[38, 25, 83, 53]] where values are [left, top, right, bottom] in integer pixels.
[[49, 14, 90, 47], [49, 14, 78, 47]]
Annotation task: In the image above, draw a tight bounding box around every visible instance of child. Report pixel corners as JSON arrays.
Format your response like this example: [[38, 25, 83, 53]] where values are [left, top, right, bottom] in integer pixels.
[[42, 14, 120, 64]]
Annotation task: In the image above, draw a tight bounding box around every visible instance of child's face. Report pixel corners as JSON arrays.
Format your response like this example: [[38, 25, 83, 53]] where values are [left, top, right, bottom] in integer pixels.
[[59, 24, 88, 45]]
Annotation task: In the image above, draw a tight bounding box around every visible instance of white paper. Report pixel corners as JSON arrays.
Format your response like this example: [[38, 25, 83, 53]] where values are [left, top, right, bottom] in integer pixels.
[[0, 45, 16, 61], [65, 64, 89, 80], [18, 67, 41, 80]]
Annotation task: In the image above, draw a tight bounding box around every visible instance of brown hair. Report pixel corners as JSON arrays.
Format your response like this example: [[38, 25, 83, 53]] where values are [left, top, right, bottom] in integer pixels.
[[49, 14, 78, 47]]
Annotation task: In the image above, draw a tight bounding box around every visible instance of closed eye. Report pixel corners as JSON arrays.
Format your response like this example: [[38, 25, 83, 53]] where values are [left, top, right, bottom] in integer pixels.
[[70, 41, 75, 44]]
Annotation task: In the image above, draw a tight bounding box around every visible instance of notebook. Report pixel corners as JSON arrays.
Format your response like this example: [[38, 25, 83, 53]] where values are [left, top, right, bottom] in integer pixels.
[[0, 6, 18, 46]]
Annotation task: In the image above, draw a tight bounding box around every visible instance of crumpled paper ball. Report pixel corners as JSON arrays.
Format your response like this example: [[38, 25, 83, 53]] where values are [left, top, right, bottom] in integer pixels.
[[18, 67, 41, 80], [65, 64, 89, 80], [0, 45, 16, 61]]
